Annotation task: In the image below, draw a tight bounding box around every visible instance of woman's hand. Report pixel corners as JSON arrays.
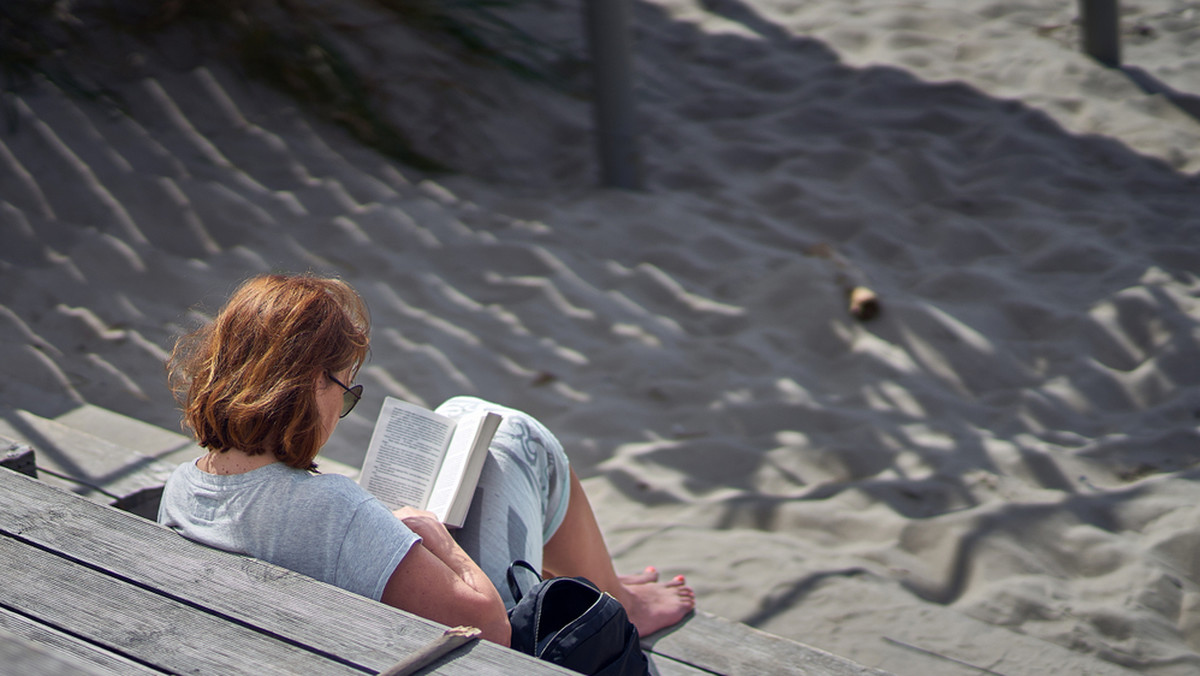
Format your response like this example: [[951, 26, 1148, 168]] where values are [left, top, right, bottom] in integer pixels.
[[392, 508, 474, 583], [392, 506, 437, 521], [393, 506, 440, 532], [392, 507, 455, 549]]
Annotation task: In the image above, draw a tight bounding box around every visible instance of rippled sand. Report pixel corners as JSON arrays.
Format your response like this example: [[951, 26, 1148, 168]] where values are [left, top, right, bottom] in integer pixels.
[[3, 2, 1200, 673]]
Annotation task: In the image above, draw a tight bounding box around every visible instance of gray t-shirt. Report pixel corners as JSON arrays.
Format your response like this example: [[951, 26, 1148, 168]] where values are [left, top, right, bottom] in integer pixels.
[[158, 459, 419, 601]]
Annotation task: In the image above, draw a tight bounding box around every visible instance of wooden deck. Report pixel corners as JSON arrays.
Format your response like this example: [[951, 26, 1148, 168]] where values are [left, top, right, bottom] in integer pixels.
[[0, 423, 891, 675], [0, 462, 575, 675]]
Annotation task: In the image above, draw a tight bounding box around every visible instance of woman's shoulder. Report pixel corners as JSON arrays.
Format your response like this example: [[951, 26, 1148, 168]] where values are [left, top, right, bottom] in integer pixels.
[[289, 469, 375, 506]]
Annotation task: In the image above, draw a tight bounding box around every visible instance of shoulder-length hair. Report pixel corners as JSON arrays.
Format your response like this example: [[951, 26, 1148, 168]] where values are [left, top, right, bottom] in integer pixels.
[[168, 274, 370, 469]]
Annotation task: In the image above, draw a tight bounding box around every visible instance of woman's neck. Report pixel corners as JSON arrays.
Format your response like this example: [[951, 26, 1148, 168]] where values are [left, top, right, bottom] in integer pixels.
[[197, 448, 277, 475]]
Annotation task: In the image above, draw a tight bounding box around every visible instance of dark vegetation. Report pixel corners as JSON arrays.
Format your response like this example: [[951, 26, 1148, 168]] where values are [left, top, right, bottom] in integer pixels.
[[0, 0, 576, 169]]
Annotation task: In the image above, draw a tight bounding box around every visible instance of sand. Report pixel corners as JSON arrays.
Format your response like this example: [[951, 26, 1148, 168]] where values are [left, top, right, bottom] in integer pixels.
[[2, 1, 1200, 673]]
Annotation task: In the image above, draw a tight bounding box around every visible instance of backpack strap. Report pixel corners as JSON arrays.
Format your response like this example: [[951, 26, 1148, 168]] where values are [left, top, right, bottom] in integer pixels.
[[505, 559, 542, 604]]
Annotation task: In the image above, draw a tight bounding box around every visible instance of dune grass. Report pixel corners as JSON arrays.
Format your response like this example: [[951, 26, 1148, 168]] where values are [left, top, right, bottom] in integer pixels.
[[0, 1, 121, 129], [367, 0, 575, 85], [1, 0, 572, 170]]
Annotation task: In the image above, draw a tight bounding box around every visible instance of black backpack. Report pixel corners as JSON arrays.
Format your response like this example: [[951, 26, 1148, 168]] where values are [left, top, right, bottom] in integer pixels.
[[506, 560, 649, 676]]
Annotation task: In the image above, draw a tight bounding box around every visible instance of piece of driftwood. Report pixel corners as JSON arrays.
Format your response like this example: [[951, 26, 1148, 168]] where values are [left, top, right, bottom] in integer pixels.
[[805, 243, 881, 321], [380, 626, 482, 676], [847, 286, 880, 321]]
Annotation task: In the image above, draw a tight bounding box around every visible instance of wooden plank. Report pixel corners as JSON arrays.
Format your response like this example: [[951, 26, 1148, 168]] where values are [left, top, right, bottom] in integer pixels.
[[1, 464, 887, 676], [0, 627, 115, 676], [0, 536, 362, 675], [0, 467, 572, 675], [646, 651, 718, 676], [1, 440, 37, 478], [642, 612, 893, 676], [0, 412, 179, 505], [0, 608, 161, 675]]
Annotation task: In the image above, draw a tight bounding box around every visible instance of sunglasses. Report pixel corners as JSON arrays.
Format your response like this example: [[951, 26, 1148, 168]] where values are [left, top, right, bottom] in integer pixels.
[[327, 373, 363, 418]]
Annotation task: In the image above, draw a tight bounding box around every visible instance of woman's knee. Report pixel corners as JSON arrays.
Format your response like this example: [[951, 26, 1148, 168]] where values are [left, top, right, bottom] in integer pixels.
[[435, 395, 492, 417], [436, 397, 567, 466], [494, 411, 564, 467], [442, 397, 571, 545]]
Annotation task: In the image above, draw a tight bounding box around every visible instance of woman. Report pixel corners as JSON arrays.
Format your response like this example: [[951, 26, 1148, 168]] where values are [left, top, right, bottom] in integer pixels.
[[158, 274, 694, 646]]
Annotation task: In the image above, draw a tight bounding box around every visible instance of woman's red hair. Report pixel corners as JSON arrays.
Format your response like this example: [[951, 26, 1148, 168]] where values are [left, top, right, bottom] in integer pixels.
[[168, 274, 370, 469]]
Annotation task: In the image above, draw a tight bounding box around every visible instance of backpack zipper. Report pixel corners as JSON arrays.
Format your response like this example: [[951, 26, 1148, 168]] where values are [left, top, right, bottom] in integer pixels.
[[534, 591, 612, 657]]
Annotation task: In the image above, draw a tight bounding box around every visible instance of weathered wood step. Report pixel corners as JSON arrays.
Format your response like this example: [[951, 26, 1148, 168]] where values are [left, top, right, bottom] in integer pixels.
[[0, 607, 160, 676], [0, 405, 360, 519], [644, 612, 891, 676], [0, 400, 896, 675], [50, 402, 363, 478], [0, 464, 575, 675], [0, 407, 184, 517], [0, 624, 131, 676], [1, 451, 892, 675]]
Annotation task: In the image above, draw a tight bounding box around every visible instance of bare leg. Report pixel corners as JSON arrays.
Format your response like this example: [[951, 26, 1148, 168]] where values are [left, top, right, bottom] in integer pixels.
[[543, 565, 658, 585], [543, 469, 695, 637]]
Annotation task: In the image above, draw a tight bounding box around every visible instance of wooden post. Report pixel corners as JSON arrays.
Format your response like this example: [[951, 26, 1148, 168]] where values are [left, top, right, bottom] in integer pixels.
[[1080, 0, 1120, 67], [584, 0, 642, 189], [1, 443, 37, 479]]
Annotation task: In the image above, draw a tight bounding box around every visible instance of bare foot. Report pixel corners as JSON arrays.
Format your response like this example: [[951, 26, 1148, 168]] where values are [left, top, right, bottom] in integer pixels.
[[615, 573, 695, 637], [618, 566, 659, 585]]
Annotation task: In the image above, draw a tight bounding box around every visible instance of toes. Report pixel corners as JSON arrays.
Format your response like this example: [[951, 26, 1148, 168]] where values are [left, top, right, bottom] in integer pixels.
[[619, 566, 660, 585], [638, 566, 660, 582]]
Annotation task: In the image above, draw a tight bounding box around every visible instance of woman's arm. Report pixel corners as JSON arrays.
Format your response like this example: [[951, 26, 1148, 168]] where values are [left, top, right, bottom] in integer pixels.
[[380, 507, 510, 646]]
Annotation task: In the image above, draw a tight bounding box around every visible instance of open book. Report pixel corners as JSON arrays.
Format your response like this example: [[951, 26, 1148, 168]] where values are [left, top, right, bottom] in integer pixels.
[[358, 396, 502, 528]]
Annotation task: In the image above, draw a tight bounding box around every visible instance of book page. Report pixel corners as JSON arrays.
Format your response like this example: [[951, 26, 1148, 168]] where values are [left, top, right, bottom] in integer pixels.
[[359, 397, 455, 510], [437, 412, 503, 528], [424, 411, 501, 524]]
